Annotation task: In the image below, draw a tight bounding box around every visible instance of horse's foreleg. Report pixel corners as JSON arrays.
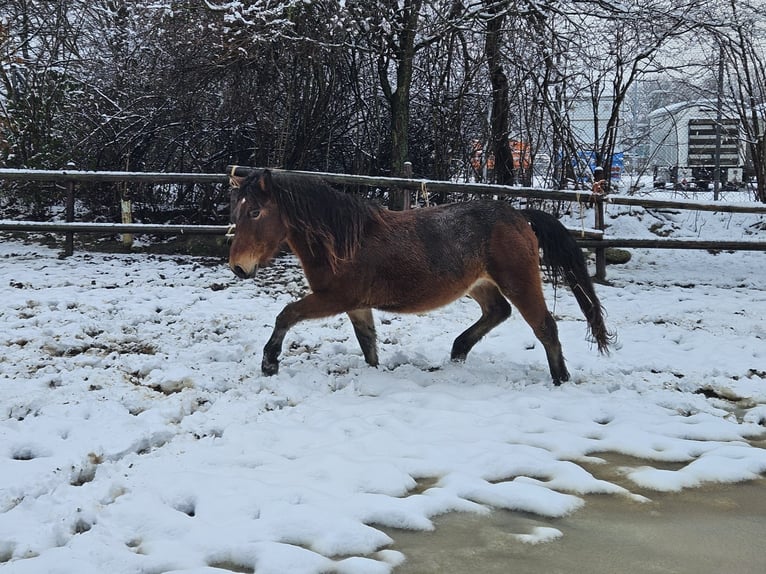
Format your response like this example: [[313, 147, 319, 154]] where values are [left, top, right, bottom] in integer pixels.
[[347, 309, 378, 367], [451, 282, 511, 362], [262, 294, 347, 376]]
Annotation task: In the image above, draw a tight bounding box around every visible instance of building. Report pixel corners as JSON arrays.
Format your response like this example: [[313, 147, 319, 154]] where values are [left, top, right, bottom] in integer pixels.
[[647, 100, 746, 187], [567, 97, 631, 180]]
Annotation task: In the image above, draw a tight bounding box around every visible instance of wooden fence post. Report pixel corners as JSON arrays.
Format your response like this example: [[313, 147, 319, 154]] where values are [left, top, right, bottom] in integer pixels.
[[120, 159, 134, 248], [402, 162, 413, 209], [64, 181, 75, 257], [594, 197, 606, 281], [390, 162, 412, 210], [121, 197, 133, 248]]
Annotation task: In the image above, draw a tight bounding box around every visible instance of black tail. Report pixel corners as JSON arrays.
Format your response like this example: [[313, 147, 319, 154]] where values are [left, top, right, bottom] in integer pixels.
[[522, 209, 614, 354]]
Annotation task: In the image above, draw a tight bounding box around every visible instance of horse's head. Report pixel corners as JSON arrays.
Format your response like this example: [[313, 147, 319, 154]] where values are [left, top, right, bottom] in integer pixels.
[[229, 169, 287, 279]]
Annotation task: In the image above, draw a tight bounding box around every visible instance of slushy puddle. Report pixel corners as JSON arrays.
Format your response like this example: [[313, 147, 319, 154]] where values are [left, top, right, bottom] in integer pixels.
[[387, 453, 766, 573]]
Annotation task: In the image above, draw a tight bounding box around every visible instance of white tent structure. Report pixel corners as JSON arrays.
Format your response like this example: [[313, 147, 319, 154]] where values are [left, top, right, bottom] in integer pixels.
[[647, 100, 746, 186]]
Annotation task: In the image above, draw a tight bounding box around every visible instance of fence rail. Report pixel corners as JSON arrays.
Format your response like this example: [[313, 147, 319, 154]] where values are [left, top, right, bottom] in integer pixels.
[[0, 169, 227, 184], [575, 238, 765, 251], [4, 167, 766, 213], [225, 166, 766, 214], [1, 168, 764, 280], [0, 221, 230, 235]]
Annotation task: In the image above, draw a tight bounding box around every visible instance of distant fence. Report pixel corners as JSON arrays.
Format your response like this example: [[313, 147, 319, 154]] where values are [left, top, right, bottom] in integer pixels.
[[1, 167, 765, 280]]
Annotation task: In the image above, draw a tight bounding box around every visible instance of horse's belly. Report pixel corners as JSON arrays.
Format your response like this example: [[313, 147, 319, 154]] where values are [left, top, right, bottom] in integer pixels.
[[350, 238, 488, 313], [372, 275, 481, 314]]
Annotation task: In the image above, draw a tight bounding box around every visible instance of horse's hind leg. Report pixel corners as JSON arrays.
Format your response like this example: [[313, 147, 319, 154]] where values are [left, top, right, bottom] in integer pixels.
[[501, 280, 569, 385], [533, 310, 569, 385], [451, 281, 512, 362], [485, 234, 568, 383], [347, 308, 378, 367]]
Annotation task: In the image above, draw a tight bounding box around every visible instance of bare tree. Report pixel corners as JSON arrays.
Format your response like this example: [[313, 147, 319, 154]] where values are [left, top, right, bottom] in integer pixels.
[[0, 0, 90, 168], [715, 0, 766, 202], [410, 8, 484, 184], [5, 0, 766, 220], [551, 2, 701, 188], [479, 0, 516, 185]]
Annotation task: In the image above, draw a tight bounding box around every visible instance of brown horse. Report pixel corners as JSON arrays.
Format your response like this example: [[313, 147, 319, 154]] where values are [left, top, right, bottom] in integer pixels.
[[228, 169, 612, 384]]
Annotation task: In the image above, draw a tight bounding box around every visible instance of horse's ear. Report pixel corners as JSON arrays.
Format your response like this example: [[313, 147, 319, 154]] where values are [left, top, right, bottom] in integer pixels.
[[258, 170, 274, 197]]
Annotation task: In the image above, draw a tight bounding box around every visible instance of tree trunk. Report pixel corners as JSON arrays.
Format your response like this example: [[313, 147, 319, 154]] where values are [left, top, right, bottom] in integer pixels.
[[753, 137, 766, 203], [379, 0, 422, 210], [484, 1, 513, 186]]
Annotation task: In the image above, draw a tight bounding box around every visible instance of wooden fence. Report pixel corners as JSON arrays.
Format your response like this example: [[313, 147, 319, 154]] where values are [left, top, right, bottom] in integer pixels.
[[1, 167, 765, 280]]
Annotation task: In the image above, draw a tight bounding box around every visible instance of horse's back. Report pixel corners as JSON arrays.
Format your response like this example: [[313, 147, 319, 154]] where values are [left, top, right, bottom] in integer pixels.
[[384, 199, 529, 242], [328, 200, 537, 313]]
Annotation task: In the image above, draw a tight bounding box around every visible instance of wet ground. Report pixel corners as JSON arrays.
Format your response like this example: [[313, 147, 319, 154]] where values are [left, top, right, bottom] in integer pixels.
[[387, 454, 766, 574]]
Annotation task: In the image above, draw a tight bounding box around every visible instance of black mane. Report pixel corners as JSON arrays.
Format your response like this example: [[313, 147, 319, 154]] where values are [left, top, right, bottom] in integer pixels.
[[262, 171, 386, 270]]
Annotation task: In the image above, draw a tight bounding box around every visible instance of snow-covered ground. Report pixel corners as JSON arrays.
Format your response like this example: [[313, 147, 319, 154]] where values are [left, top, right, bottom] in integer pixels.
[[1, 200, 765, 574]]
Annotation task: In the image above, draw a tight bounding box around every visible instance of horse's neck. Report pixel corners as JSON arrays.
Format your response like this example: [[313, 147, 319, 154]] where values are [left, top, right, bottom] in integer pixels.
[[285, 232, 315, 260], [285, 233, 330, 279]]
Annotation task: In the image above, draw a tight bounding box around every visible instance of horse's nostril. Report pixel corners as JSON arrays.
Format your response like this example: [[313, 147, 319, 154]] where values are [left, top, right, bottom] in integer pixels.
[[231, 265, 248, 279]]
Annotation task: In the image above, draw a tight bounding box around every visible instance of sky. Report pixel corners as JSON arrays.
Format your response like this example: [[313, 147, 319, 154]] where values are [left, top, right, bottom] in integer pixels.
[[0, 195, 764, 573]]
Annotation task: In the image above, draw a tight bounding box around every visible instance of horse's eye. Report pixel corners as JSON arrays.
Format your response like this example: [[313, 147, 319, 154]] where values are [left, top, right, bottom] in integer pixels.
[[249, 208, 261, 219]]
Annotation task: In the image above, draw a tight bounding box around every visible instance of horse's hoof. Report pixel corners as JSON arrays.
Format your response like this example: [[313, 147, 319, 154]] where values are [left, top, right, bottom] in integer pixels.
[[262, 360, 279, 376], [552, 371, 570, 386]]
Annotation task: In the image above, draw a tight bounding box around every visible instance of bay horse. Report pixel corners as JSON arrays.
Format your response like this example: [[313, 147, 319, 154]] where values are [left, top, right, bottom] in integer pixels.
[[228, 169, 612, 384]]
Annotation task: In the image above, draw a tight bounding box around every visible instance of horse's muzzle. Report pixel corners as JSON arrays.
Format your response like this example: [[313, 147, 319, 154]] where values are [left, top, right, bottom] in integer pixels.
[[230, 264, 255, 279]]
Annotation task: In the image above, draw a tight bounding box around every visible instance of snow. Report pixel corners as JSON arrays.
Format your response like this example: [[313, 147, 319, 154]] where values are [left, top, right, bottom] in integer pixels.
[[512, 526, 563, 545], [1, 201, 765, 573]]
